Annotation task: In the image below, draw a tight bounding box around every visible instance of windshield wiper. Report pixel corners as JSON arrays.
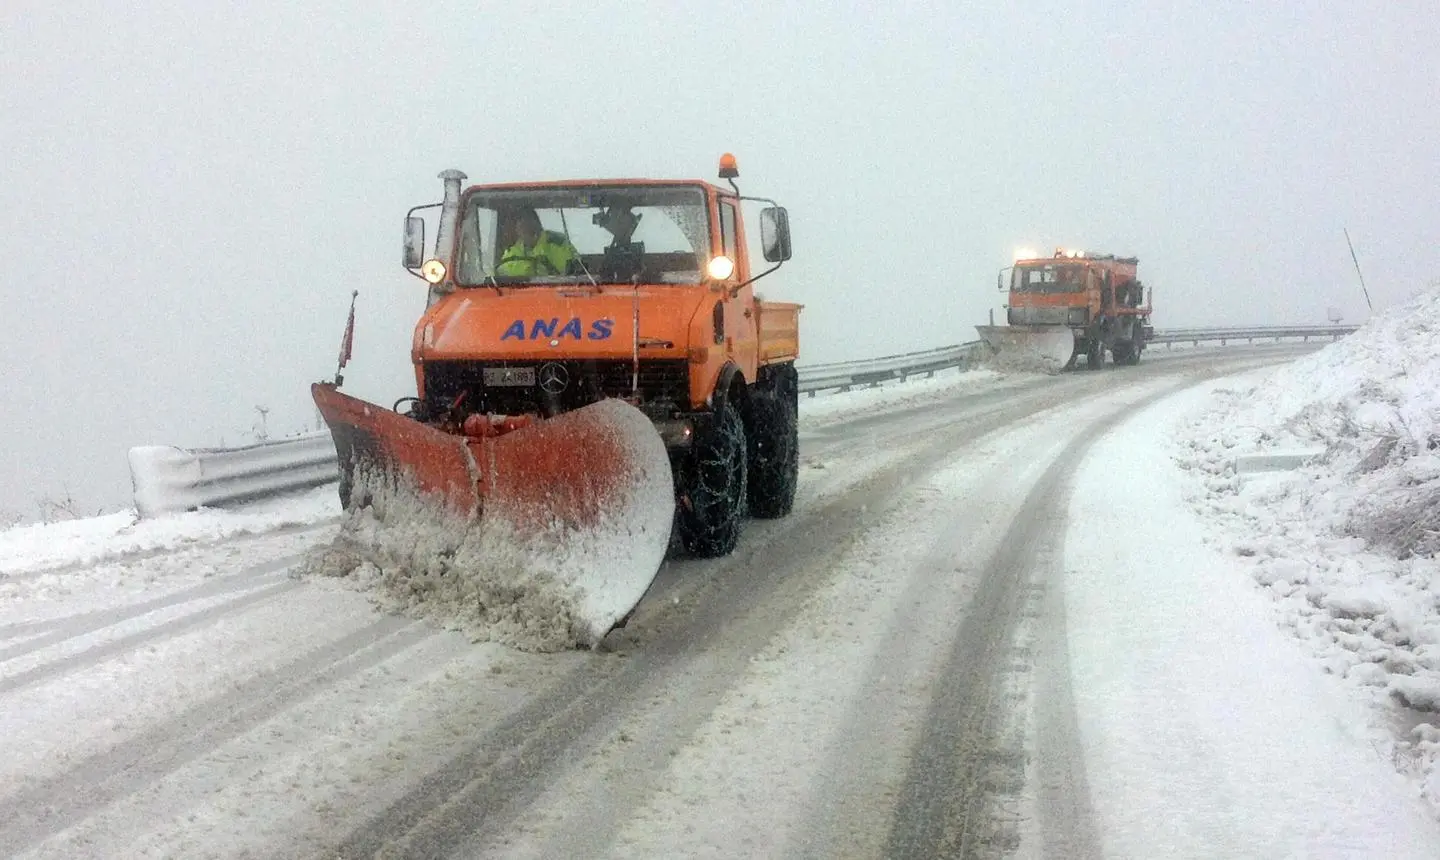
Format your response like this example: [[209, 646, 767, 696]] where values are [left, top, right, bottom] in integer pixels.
[[557, 209, 601, 292]]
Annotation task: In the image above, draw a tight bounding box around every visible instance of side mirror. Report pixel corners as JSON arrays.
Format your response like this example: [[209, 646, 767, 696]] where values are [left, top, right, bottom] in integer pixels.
[[760, 206, 792, 263], [403, 216, 426, 269]]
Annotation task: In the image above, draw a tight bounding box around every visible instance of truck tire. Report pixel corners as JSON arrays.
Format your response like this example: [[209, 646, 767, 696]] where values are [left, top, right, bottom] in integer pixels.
[[676, 401, 748, 558], [1086, 341, 1105, 370], [746, 391, 798, 519]]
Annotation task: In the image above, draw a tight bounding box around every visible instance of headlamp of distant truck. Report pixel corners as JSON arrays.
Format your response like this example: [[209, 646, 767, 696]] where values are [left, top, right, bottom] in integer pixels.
[[1068, 307, 1089, 325], [707, 255, 736, 281], [421, 259, 447, 284]]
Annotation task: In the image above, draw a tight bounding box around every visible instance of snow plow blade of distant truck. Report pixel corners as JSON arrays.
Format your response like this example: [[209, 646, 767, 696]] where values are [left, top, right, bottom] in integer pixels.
[[973, 325, 1077, 373], [311, 382, 674, 646]]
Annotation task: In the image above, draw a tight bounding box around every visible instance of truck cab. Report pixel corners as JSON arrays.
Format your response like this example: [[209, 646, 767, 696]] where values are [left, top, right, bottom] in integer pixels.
[[398, 156, 803, 556]]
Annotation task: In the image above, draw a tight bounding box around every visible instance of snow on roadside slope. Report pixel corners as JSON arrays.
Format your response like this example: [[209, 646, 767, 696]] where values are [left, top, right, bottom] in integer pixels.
[[1180, 285, 1440, 558], [1061, 380, 1440, 857], [0, 486, 339, 577], [1166, 285, 1440, 814]]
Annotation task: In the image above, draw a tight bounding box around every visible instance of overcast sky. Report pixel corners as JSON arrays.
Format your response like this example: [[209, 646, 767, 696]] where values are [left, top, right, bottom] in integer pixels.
[[2, 1, 1436, 518]]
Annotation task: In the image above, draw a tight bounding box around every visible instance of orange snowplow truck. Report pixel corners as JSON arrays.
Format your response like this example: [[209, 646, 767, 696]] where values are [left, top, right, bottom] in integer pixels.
[[982, 248, 1154, 370], [312, 154, 801, 586]]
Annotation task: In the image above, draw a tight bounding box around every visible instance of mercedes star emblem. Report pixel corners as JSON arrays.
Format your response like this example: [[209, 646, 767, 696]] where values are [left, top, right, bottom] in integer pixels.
[[538, 362, 569, 394]]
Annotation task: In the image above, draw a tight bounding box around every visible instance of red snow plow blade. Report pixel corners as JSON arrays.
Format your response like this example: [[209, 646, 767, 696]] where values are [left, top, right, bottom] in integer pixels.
[[311, 382, 674, 647]]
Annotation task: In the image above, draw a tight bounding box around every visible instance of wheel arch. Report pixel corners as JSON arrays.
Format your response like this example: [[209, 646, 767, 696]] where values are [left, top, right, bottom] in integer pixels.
[[709, 361, 751, 422]]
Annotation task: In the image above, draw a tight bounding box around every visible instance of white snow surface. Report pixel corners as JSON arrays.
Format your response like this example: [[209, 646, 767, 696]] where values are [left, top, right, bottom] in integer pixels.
[[1167, 284, 1440, 814], [1062, 380, 1440, 857], [0, 486, 338, 577]]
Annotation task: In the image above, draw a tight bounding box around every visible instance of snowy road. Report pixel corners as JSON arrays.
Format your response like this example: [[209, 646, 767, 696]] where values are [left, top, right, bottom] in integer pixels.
[[7, 344, 1431, 859]]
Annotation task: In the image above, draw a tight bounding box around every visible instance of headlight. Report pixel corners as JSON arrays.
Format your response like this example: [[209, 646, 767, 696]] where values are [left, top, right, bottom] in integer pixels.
[[421, 259, 447, 284], [1068, 307, 1089, 325], [706, 255, 735, 280]]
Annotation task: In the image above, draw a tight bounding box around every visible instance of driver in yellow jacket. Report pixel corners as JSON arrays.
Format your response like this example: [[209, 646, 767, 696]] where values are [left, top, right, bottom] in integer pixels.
[[497, 207, 578, 276]]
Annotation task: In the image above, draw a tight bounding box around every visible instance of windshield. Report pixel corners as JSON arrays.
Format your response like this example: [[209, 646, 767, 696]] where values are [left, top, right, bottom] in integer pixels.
[[1012, 263, 1087, 293], [454, 185, 712, 287]]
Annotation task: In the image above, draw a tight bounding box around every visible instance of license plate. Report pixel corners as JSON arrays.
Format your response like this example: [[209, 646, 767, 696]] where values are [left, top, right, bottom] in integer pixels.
[[482, 366, 535, 386]]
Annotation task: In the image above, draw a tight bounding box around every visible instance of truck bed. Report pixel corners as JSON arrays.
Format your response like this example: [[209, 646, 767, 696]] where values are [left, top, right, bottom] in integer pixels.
[[756, 300, 802, 364]]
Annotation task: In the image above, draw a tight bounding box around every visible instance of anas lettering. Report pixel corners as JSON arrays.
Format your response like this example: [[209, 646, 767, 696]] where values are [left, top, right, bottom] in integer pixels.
[[529, 318, 560, 339], [502, 318, 612, 341]]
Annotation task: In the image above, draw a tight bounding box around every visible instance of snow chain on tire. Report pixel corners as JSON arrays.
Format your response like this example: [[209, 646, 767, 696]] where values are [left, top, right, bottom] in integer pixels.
[[747, 391, 799, 519], [676, 401, 748, 558]]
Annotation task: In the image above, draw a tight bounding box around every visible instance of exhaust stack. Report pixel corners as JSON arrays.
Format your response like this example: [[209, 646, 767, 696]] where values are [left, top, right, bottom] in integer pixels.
[[427, 169, 468, 306]]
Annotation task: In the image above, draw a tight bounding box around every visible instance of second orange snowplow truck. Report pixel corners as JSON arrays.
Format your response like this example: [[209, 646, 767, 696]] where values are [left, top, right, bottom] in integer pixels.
[[312, 155, 801, 643]]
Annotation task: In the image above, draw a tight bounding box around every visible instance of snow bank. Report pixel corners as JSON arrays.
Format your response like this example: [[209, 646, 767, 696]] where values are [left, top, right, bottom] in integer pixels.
[[1181, 284, 1440, 558], [0, 486, 339, 576], [1171, 284, 1440, 814]]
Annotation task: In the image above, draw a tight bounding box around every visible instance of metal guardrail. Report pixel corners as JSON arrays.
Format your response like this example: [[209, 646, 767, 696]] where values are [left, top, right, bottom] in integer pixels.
[[128, 433, 339, 517], [795, 342, 987, 395], [1150, 325, 1358, 346], [127, 324, 1359, 515], [793, 325, 1361, 395]]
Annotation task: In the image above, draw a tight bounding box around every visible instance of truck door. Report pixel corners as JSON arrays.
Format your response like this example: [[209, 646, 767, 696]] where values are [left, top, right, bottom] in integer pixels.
[[718, 199, 758, 377]]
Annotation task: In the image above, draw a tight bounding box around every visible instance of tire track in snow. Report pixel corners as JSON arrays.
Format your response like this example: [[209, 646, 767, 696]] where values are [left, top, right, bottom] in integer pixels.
[[329, 374, 1153, 859], [0, 614, 427, 857], [0, 555, 300, 665], [630, 372, 1112, 621], [780, 476, 1046, 859], [576, 416, 1081, 860], [1029, 560, 1103, 859], [517, 371, 1215, 860], [0, 580, 298, 695], [884, 375, 1222, 858]]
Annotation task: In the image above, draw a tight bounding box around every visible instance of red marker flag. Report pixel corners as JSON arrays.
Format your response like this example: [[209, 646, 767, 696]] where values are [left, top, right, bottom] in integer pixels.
[[338, 290, 357, 368], [333, 290, 358, 386]]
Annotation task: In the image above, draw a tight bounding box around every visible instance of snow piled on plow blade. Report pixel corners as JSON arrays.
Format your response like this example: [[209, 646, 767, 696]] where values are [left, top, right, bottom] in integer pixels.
[[974, 324, 1076, 374], [300, 399, 674, 652]]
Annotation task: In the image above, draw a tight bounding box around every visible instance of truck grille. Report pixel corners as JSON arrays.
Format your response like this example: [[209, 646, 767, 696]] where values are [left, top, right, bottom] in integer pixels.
[[1008, 306, 1081, 326], [424, 359, 690, 416]]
